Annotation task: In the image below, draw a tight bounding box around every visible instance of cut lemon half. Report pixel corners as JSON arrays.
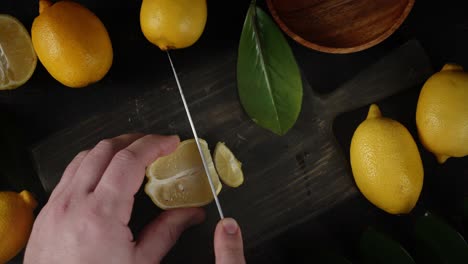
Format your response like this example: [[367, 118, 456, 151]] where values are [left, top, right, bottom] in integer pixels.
[[0, 15, 37, 90], [214, 142, 244, 188], [145, 139, 222, 209]]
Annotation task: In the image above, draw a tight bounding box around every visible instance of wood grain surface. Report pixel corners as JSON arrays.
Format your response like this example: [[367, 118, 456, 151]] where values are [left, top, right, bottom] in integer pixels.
[[267, 0, 415, 53], [31, 40, 432, 262]]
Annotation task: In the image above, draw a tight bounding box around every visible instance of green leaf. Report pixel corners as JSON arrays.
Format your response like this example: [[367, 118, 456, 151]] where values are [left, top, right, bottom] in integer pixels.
[[360, 228, 415, 264], [237, 3, 303, 135], [415, 212, 468, 264]]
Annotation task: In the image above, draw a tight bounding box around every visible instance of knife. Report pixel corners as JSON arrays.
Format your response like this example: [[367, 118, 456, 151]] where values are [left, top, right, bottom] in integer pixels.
[[166, 51, 225, 219]]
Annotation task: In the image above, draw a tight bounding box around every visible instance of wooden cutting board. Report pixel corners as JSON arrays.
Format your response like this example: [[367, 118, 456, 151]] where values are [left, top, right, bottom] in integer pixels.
[[32, 40, 432, 262]]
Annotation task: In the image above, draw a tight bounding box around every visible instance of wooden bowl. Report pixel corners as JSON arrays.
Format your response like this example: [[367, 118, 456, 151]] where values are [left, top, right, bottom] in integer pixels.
[[266, 0, 415, 54]]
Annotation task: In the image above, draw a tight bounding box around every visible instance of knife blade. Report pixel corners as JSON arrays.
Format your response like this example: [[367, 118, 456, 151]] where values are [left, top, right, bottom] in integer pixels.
[[166, 51, 225, 219]]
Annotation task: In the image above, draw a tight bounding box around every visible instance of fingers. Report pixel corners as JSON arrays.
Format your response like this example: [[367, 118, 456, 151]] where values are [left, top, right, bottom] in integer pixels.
[[70, 134, 144, 195], [94, 134, 179, 222], [96, 134, 179, 197], [49, 150, 89, 201], [214, 218, 246, 264], [135, 208, 205, 263]]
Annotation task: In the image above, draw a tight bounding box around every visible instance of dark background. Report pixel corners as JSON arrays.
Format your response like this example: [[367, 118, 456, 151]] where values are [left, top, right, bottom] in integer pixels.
[[1, 0, 467, 263]]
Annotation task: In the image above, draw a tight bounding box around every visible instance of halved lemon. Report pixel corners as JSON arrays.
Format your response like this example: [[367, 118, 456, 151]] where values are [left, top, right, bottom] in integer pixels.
[[145, 139, 222, 209], [0, 15, 37, 90], [214, 142, 244, 188]]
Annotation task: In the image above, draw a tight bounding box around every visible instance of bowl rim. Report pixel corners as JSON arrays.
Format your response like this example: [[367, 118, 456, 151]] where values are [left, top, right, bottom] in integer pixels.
[[266, 0, 415, 54]]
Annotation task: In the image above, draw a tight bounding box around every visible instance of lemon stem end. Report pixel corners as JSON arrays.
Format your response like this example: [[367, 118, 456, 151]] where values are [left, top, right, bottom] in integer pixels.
[[39, 0, 52, 14], [441, 63, 463, 72], [19, 190, 38, 210], [366, 104, 382, 119], [435, 154, 449, 164]]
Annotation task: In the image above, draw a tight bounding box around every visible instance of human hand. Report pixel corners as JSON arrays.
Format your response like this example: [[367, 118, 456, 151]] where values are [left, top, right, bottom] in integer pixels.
[[214, 218, 246, 264], [24, 134, 245, 263]]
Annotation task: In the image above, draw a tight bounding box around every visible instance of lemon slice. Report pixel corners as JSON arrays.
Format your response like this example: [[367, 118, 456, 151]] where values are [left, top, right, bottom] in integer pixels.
[[0, 15, 37, 90], [214, 142, 244, 188], [145, 139, 222, 209]]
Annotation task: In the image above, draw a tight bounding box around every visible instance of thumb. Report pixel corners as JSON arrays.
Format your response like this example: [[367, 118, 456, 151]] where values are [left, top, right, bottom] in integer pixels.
[[135, 208, 205, 263], [214, 218, 246, 264]]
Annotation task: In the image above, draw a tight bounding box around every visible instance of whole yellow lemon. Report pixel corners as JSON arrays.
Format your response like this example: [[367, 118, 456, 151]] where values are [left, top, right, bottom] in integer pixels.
[[416, 64, 468, 163], [140, 0, 207, 50], [0, 191, 37, 263], [350, 104, 423, 214], [31, 0, 113, 88]]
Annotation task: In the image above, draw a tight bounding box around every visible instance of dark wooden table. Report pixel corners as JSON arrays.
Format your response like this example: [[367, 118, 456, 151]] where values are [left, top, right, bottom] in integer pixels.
[[1, 0, 467, 263]]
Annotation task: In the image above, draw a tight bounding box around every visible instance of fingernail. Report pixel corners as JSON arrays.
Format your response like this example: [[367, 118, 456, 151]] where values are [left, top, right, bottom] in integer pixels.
[[222, 218, 239, 235]]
